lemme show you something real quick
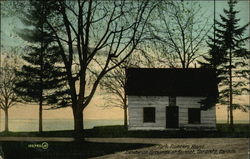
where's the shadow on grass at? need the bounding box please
[1,141,154,159]
[0,124,249,138]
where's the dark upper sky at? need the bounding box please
[1,1,249,52]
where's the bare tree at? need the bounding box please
[148,0,211,68]
[100,63,128,126]
[19,0,156,138]
[0,54,18,132]
[99,53,149,127]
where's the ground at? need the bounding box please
[87,138,248,159]
[0,124,249,158]
[0,137,248,159]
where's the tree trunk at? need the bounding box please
[181,61,186,69]
[4,109,9,132]
[73,107,84,140]
[39,99,43,133]
[124,105,128,127]
[229,47,234,130]
[123,93,128,128]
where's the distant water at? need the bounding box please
[216,120,249,124]
[0,119,123,132]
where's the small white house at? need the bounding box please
[126,68,218,131]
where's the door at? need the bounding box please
[166,106,179,128]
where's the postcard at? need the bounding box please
[0,0,249,159]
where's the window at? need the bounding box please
[143,107,155,122]
[169,96,176,106]
[188,108,201,124]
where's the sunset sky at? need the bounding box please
[1,95,249,121]
[0,1,249,123]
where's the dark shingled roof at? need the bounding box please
[125,68,218,97]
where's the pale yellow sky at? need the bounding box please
[1,94,249,122]
[0,93,124,120]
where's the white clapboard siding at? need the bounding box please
[128,96,216,130]
[128,96,168,130]
[177,97,216,128]
[177,97,204,108]
[201,107,216,126]
[128,96,169,107]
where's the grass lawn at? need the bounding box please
[86,124,249,138]
[0,124,248,159]
[0,124,249,138]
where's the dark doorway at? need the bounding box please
[166,106,179,128]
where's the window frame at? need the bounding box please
[143,107,156,123]
[188,108,201,124]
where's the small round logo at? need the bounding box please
[42,142,49,150]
